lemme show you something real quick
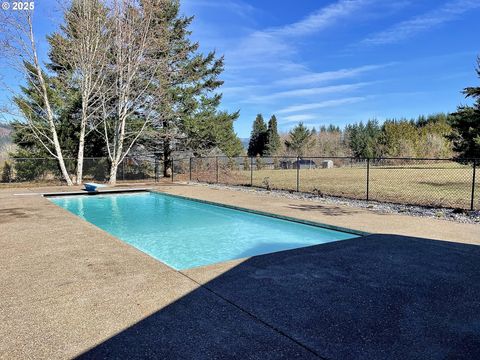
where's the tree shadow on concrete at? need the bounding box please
[286,203,359,216]
[235,241,323,259]
[0,207,38,223]
[77,234,480,360]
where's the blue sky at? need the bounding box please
[1,0,479,138]
[181,0,480,137]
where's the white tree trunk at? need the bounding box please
[109,159,118,185]
[51,121,74,186]
[76,105,87,185]
[29,17,73,186]
[1,11,74,186]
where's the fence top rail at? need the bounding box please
[192,155,480,162]
[365,157,479,162]
[3,155,480,162]
[4,156,163,161]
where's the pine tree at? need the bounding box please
[449,56,480,159]
[285,122,315,156]
[142,0,240,176]
[11,62,84,174]
[183,97,243,157]
[1,161,12,182]
[247,114,267,156]
[347,120,383,158]
[265,115,281,155]
[327,124,340,133]
[11,62,106,160]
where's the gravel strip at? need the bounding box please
[183,182,480,225]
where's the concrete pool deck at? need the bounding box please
[1,183,480,359]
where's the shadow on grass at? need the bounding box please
[417,181,471,188]
[77,234,480,360]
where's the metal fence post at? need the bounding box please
[154,158,158,183]
[366,158,370,201]
[216,156,219,183]
[122,160,125,181]
[171,159,174,183]
[296,156,300,192]
[471,159,477,211]
[189,157,192,182]
[250,157,253,186]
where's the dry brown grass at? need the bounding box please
[188,161,479,209]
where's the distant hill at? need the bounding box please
[240,138,249,150]
[0,123,12,149]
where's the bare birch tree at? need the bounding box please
[50,0,110,184]
[99,0,160,184]
[0,9,74,185]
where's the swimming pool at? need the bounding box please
[49,192,359,270]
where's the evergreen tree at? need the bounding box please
[247,114,267,156]
[1,161,12,182]
[347,120,383,158]
[143,0,240,175]
[183,99,243,157]
[265,115,281,155]
[449,56,480,159]
[327,124,341,133]
[11,62,105,159]
[285,122,315,156]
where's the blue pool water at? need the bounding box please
[49,192,358,270]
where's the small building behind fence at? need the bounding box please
[322,160,334,168]
[280,158,317,169]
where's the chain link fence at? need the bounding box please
[0,156,162,184]
[178,156,479,210]
[1,155,478,210]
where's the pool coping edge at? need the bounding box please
[151,189,370,237]
[42,188,151,197]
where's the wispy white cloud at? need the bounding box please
[226,0,374,71]
[244,83,370,103]
[280,114,317,123]
[277,97,366,114]
[360,0,480,46]
[275,63,393,86]
[182,0,256,18]
[228,31,294,62]
[269,0,372,37]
